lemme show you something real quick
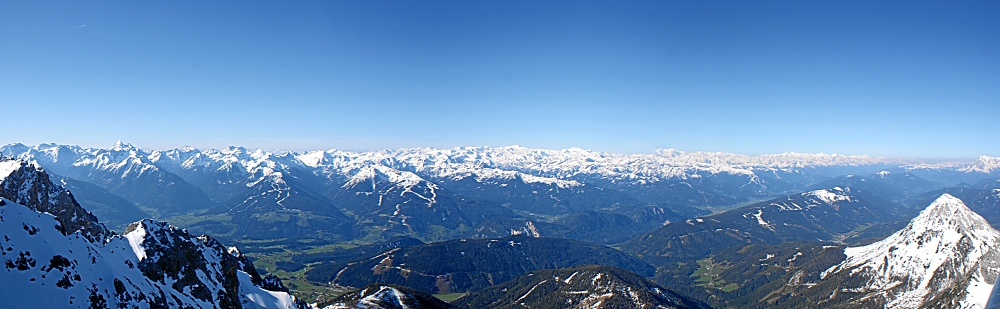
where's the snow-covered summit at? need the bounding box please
[110,140,138,152]
[961,156,1000,174]
[822,194,1000,308]
[343,164,426,190]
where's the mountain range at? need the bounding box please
[3,142,997,249]
[3,143,1000,308]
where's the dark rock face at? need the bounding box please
[0,160,108,242]
[126,220,254,309]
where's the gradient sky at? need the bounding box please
[1,1,997,159]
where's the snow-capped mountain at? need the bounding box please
[454,265,711,309]
[818,194,1000,308]
[961,156,1000,174]
[319,284,452,309]
[2,142,988,245]
[0,142,217,215]
[0,159,306,308]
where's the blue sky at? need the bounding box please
[1,1,997,159]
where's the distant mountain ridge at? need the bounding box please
[2,143,993,246]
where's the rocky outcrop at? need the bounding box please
[0,160,107,242]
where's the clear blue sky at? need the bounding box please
[1,1,997,159]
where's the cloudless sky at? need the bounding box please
[1,1,997,160]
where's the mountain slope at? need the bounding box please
[454,265,710,309]
[465,211,653,245]
[309,236,655,294]
[810,170,945,203]
[0,159,305,308]
[319,284,452,309]
[621,186,900,264]
[331,164,516,241]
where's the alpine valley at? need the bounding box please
[3,143,1000,308]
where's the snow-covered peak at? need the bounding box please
[876,170,892,178]
[823,194,1000,308]
[343,164,426,189]
[110,140,138,152]
[909,194,996,238]
[221,145,248,156]
[961,156,1000,174]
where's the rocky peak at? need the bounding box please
[0,159,107,242]
[123,218,297,308]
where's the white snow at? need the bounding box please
[237,271,297,309]
[564,271,579,284]
[807,188,853,205]
[751,209,773,230]
[0,160,21,180]
[517,279,548,302]
[124,223,148,261]
[963,274,994,309]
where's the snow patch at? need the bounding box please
[124,223,148,261]
[237,271,297,309]
[807,188,853,205]
[0,160,21,180]
[751,209,773,230]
